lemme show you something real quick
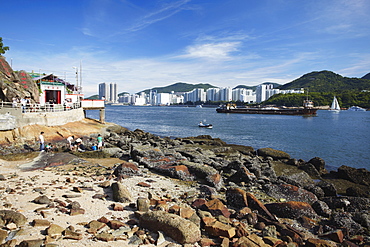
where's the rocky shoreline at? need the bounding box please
[0,120,369,246]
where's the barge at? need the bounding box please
[216,100,318,116]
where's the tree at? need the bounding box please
[0,37,9,55]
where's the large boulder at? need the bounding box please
[337,166,370,186]
[139,211,201,244]
[263,184,318,204]
[0,210,27,227]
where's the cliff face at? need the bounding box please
[0,56,40,103]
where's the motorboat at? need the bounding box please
[348,106,366,111]
[198,122,213,129]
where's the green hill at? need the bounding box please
[139,82,217,94]
[278,70,370,92]
[362,73,370,80]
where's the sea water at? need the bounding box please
[86,106,370,171]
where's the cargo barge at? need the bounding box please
[216,100,318,116]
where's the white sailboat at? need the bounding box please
[329,96,340,112]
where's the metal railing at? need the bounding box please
[0,102,81,113]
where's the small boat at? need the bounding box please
[198,121,213,129]
[196,105,203,108]
[348,106,366,111]
[329,96,340,112]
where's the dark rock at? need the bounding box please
[316,181,337,197]
[226,187,248,210]
[337,165,370,186]
[113,161,142,177]
[33,195,52,205]
[298,162,322,179]
[263,184,318,204]
[265,201,318,219]
[329,211,363,236]
[312,201,332,218]
[346,186,370,198]
[307,157,328,175]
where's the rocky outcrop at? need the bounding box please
[0,56,39,103]
[0,124,369,246]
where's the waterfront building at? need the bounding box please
[99,82,117,103]
[256,84,274,103]
[219,87,232,101]
[157,93,171,105]
[206,88,220,101]
[184,88,206,103]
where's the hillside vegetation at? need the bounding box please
[268,71,370,108]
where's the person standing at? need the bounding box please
[39,132,45,151]
[97,134,103,150]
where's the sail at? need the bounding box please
[330,96,340,111]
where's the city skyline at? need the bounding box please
[2,0,370,97]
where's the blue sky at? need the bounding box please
[2,0,370,97]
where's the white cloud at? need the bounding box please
[180,42,241,60]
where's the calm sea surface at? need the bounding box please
[86,106,370,171]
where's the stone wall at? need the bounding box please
[16,108,85,127]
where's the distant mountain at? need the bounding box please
[139,82,217,94]
[278,70,370,92]
[362,73,370,80]
[234,82,281,90]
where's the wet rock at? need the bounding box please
[265,201,318,219]
[111,182,133,203]
[263,184,318,204]
[139,211,201,244]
